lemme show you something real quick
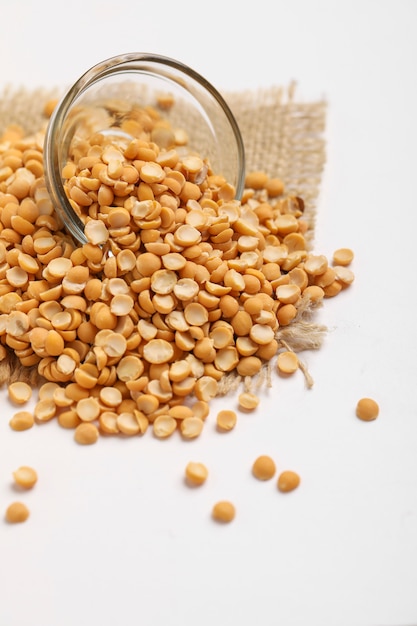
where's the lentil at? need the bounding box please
[212,500,235,523]
[356,397,379,421]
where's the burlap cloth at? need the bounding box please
[0,82,328,389]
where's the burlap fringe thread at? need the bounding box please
[0,83,327,391]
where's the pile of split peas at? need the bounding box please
[0,94,377,524]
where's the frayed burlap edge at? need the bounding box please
[0,82,328,391]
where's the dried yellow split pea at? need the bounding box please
[238,392,259,411]
[277,471,300,493]
[245,170,269,190]
[117,412,141,436]
[333,265,355,286]
[76,397,101,422]
[44,98,58,117]
[185,462,208,486]
[13,466,38,489]
[276,351,299,375]
[216,409,237,432]
[9,411,34,431]
[333,247,354,266]
[212,500,235,523]
[265,177,285,197]
[252,455,276,481]
[34,399,56,422]
[356,397,379,421]
[180,417,204,439]
[153,414,177,438]
[39,382,61,401]
[5,501,30,524]
[74,422,99,445]
[8,381,32,404]
[58,409,81,429]
[191,401,210,420]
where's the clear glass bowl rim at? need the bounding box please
[43,52,246,244]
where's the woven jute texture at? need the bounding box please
[0,83,328,389]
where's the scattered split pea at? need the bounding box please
[9,411,34,431]
[356,397,379,421]
[5,501,30,524]
[212,500,235,523]
[277,471,300,493]
[238,392,260,412]
[12,466,38,489]
[185,461,208,486]
[276,351,299,375]
[252,455,276,481]
[333,247,354,266]
[216,409,237,432]
[0,95,367,529]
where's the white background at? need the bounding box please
[1,1,416,625]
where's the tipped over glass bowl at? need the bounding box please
[43,52,246,244]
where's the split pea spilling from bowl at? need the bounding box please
[43,52,246,245]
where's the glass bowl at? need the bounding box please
[43,52,246,244]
